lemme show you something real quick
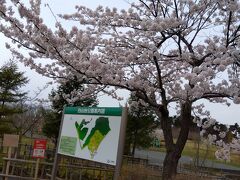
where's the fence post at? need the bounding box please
[5,146,12,180]
[34,158,40,180]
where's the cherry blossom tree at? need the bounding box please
[0,0,240,179]
[196,118,240,162]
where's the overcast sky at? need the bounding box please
[0,0,240,125]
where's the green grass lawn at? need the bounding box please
[150,140,240,168]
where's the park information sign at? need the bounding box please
[58,107,123,166]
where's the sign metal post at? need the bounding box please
[114,106,128,180]
[32,139,47,180]
[51,107,65,180]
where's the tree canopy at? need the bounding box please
[42,78,98,146]
[0,60,28,136]
[125,95,158,156]
[1,0,240,178]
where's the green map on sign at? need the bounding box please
[75,117,111,158]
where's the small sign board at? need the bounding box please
[3,134,19,147]
[33,139,47,158]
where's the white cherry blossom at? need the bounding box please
[0,0,240,178]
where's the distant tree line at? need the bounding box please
[0,60,44,142]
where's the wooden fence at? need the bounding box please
[0,141,239,179]
[0,142,162,179]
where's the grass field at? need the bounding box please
[150,139,240,168]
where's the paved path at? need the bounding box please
[134,149,240,171]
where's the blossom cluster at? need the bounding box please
[198,117,240,161]
[0,0,240,163]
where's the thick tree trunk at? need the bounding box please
[162,130,189,180]
[162,150,180,179]
[159,101,192,179]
